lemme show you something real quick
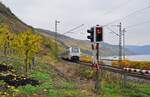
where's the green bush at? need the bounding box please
[0,80,6,86]
[81,68,96,79]
[18,85,38,95]
[39,82,53,90]
[30,71,50,81]
[122,88,148,97]
[62,82,77,89]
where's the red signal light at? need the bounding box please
[96,26,103,42]
[96,28,102,34]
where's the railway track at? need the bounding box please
[62,58,150,80]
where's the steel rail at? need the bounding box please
[61,58,150,80]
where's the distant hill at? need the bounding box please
[36,28,135,56]
[126,45,150,55]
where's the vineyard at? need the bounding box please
[0,24,43,75]
[0,23,63,96]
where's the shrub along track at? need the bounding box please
[75,60,150,81]
[49,59,96,96]
[61,58,150,96]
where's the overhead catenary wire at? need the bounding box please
[104,0,134,15]
[57,0,129,37]
[62,24,84,35]
[126,19,150,29]
[103,5,150,26]
[105,26,119,36]
[57,24,85,41]
[61,1,150,39]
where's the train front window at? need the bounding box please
[72,48,79,53]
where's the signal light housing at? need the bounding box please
[96,26,103,42]
[87,27,94,42]
[87,25,103,43]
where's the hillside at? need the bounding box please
[0,2,29,33]
[0,3,62,60]
[37,28,135,56]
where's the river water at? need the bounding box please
[126,55,150,61]
[103,55,150,61]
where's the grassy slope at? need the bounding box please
[1,60,150,97]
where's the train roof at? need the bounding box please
[67,47,80,49]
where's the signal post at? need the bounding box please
[87,25,103,95]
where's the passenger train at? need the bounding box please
[62,47,81,61]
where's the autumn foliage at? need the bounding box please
[80,55,92,63]
[112,60,150,70]
[0,24,43,76]
[80,55,150,70]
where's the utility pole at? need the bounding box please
[123,28,126,61]
[118,22,122,66]
[95,26,103,95]
[55,20,60,58]
[122,28,126,87]
[95,43,101,95]
[106,23,123,64]
[87,25,103,95]
[105,23,125,87]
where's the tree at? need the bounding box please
[14,29,43,76]
[0,24,14,56]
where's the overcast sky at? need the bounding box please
[1,0,150,45]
